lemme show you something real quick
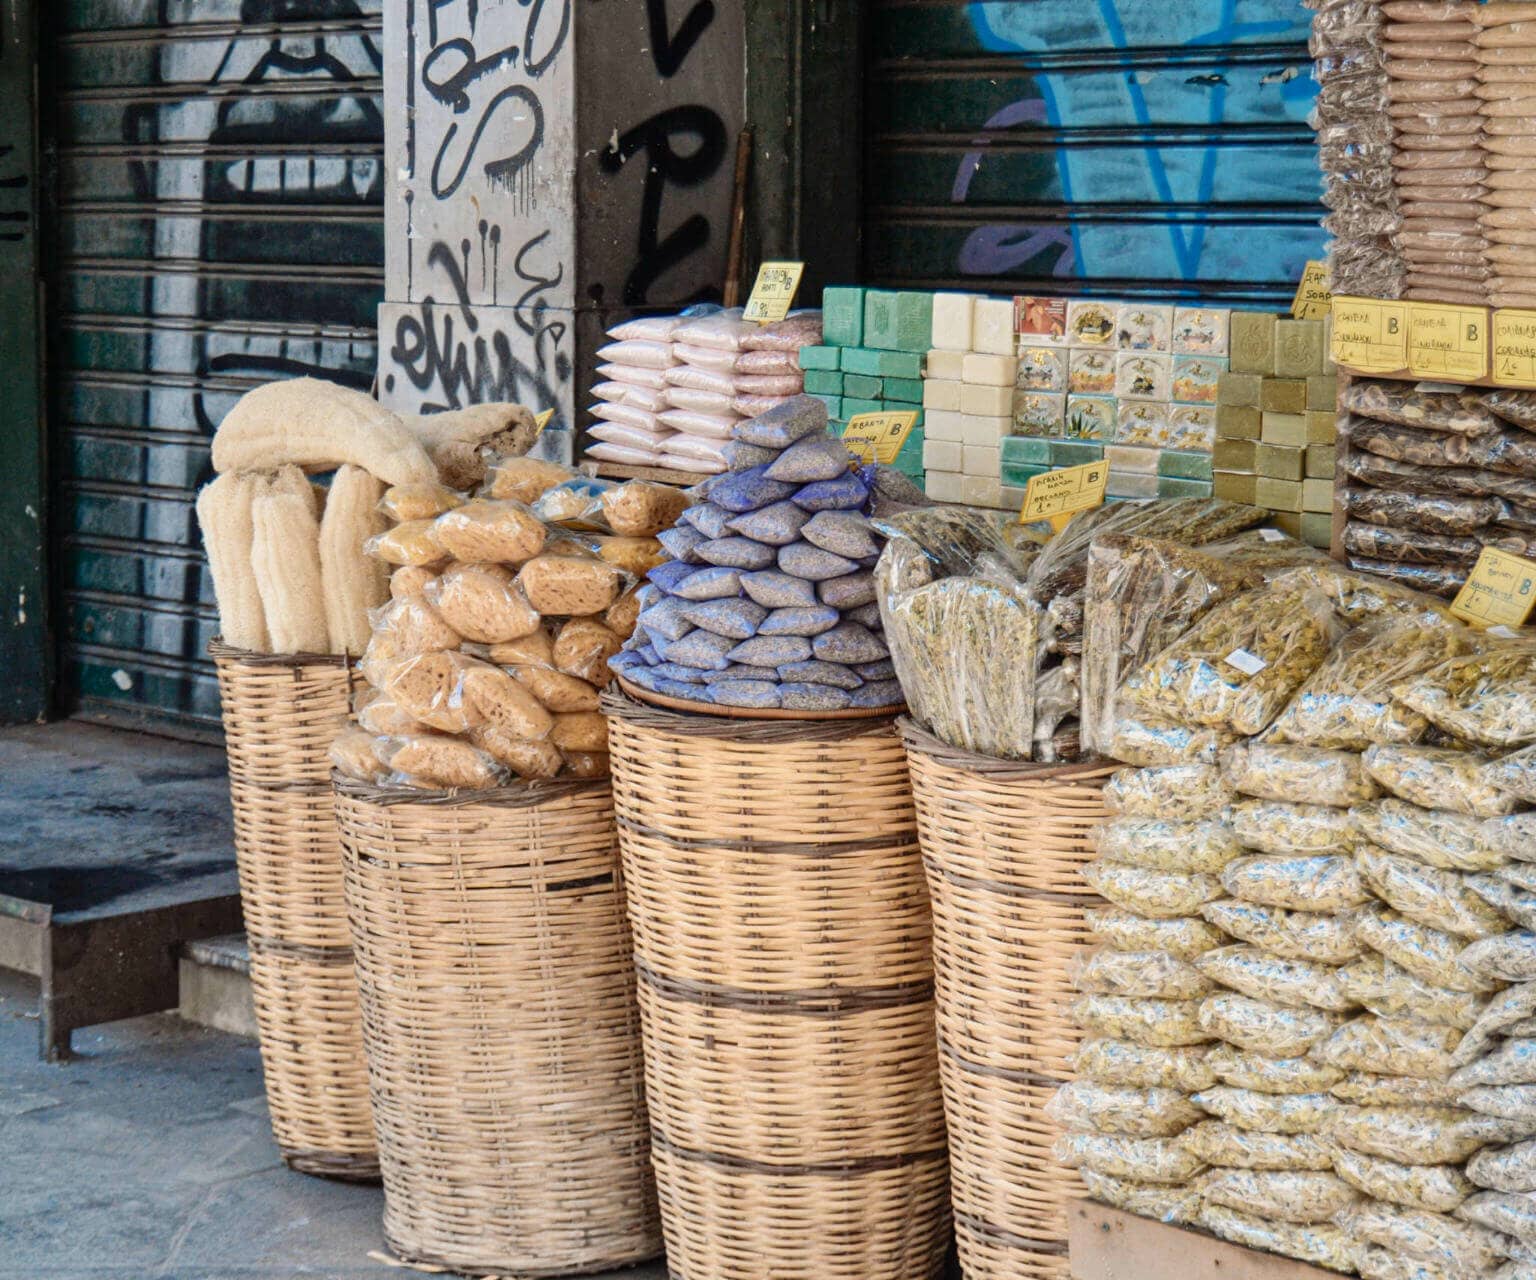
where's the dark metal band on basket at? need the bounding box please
[636,958,934,1016]
[332,772,605,809]
[899,716,1111,781]
[650,1131,949,1180]
[246,936,358,965]
[924,858,1104,907]
[617,813,918,857]
[601,687,900,742]
[955,1210,1069,1260]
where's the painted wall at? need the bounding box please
[865,0,1326,304]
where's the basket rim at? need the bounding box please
[210,636,352,668]
[899,717,1116,782]
[613,674,905,723]
[601,687,899,744]
[333,771,609,809]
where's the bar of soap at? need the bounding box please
[960,473,1002,509]
[972,298,1016,355]
[1217,371,1263,407]
[924,439,962,471]
[1050,439,1105,465]
[1214,471,1258,504]
[1306,411,1337,446]
[1255,476,1303,512]
[1261,378,1307,415]
[925,349,965,380]
[798,345,840,371]
[962,414,1013,446]
[1159,449,1214,480]
[884,377,924,404]
[1107,471,1159,499]
[1256,443,1305,481]
[963,443,999,477]
[866,291,933,352]
[839,347,882,376]
[924,471,962,502]
[1261,412,1309,449]
[1213,439,1257,472]
[1229,312,1278,376]
[842,373,881,400]
[931,293,977,352]
[1217,403,1261,440]
[1306,375,1338,412]
[1001,435,1052,465]
[877,351,924,379]
[1302,477,1333,512]
[803,369,844,397]
[822,287,865,348]
[1301,512,1333,549]
[1105,444,1159,474]
[1158,476,1214,499]
[1274,319,1327,378]
[962,352,1019,387]
[1306,444,1336,479]
[923,378,962,412]
[925,410,965,442]
[961,382,1014,417]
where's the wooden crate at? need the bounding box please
[1068,1204,1341,1280]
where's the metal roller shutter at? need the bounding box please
[865,0,1326,305]
[42,0,384,735]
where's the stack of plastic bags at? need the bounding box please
[587,308,821,475]
[609,395,910,713]
[328,459,690,788]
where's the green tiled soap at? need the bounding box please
[882,376,924,404]
[1158,450,1214,480]
[812,395,844,421]
[878,351,925,380]
[1001,461,1050,487]
[864,290,933,352]
[1158,476,1214,499]
[844,397,883,419]
[1001,435,1052,465]
[798,345,841,371]
[843,373,882,400]
[839,346,884,376]
[1050,439,1105,465]
[822,286,866,348]
[803,369,844,397]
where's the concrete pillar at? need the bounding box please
[377,0,745,463]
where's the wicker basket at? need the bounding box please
[332,776,662,1277]
[211,639,377,1180]
[900,719,1113,1280]
[603,690,952,1280]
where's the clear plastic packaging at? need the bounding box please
[1079,1169,1205,1225]
[1336,1202,1510,1275]
[1490,746,1536,804]
[1329,1143,1476,1215]
[1470,875,1536,932]
[425,563,542,645]
[1103,764,1236,819]
[1486,813,1536,863]
[1221,742,1380,807]
[1195,944,1355,1012]
[1199,1204,1361,1272]
[1082,861,1224,919]
[1184,1119,1333,1170]
[1122,585,1341,736]
[1345,449,1536,508]
[1353,903,1502,993]
[1339,953,1488,1029]
[1355,799,1510,873]
[1454,1041,1536,1089]
[1328,1104,1521,1165]
[1266,617,1477,750]
[1071,1038,1217,1091]
[1198,991,1346,1056]
[1203,899,1365,964]
[1071,948,1217,1000]
[1221,854,1371,913]
[366,518,447,568]
[1317,1015,1462,1081]
[329,727,385,783]
[1093,818,1243,874]
[1204,1168,1361,1225]
[1085,907,1229,959]
[1349,417,1536,479]
[1341,487,1510,537]
[1358,845,1513,939]
[1192,1085,1338,1134]
[1461,1086,1536,1122]
[1344,379,1501,436]
[1053,1131,1206,1184]
[1070,994,1210,1047]
[1046,1081,1203,1138]
[1455,985,1536,1070]
[1458,1191,1536,1249]
[1227,801,1357,855]
[1470,1140,1536,1194]
[1106,715,1237,768]
[1365,744,1523,818]
[1332,1072,1464,1107]
[375,733,510,791]
[1462,934,1536,984]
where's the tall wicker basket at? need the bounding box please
[603,690,952,1280]
[332,775,662,1277]
[901,720,1113,1280]
[211,639,377,1179]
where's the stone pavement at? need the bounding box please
[0,968,669,1280]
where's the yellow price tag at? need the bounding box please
[841,411,919,465]
[1408,303,1488,381]
[1291,261,1332,321]
[1019,461,1109,524]
[1451,547,1536,629]
[742,261,806,324]
[1493,310,1536,389]
[534,407,555,434]
[1331,296,1407,374]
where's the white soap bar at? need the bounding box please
[1105,444,1159,474]
[925,349,966,380]
[972,298,1016,356]
[922,378,963,412]
[962,352,1019,387]
[961,382,1014,418]
[924,471,963,503]
[925,409,966,443]
[1000,484,1029,512]
[923,439,962,471]
[1106,471,1159,499]
[961,473,1003,509]
[931,293,978,352]
[963,444,1000,478]
[962,414,1013,447]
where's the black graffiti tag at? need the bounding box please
[645,0,715,78]
[600,105,727,305]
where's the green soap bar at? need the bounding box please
[1300,512,1333,549]
[1255,476,1304,513]
[1001,435,1053,464]
[1050,440,1105,464]
[1158,477,1214,499]
[1256,442,1305,481]
[844,397,883,419]
[813,395,843,422]
[839,346,884,376]
[883,376,924,403]
[1217,371,1263,408]
[1306,444,1335,480]
[798,345,841,371]
[1213,471,1257,505]
[1261,378,1308,415]
[822,286,865,348]
[843,373,882,400]
[1230,311,1278,376]
[1274,319,1326,378]
[1217,403,1261,441]
[803,369,844,396]
[1001,462,1050,486]
[863,289,901,350]
[1213,438,1257,473]
[1307,411,1336,446]
[878,350,925,380]
[1158,450,1214,480]
[1306,375,1338,413]
[893,291,934,352]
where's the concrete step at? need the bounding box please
[179,933,257,1039]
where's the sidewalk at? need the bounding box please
[0,968,667,1280]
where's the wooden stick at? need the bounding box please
[722,125,754,308]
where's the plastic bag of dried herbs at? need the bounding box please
[1194,945,1355,1012]
[1266,561,1456,625]
[1222,854,1371,913]
[1046,1080,1203,1138]
[1203,899,1364,964]
[1122,584,1341,736]
[1183,1120,1332,1171]
[1338,953,1489,1031]
[1341,486,1510,537]
[1199,1204,1361,1273]
[1353,799,1510,873]
[1203,1168,1361,1225]
[1191,1085,1337,1135]
[1093,817,1243,874]
[1264,616,1479,750]
[1344,450,1536,509]
[1344,523,1485,569]
[1053,1131,1206,1184]
[1328,1104,1524,1167]
[1316,1016,1463,1082]
[1079,1169,1205,1225]
[1365,744,1523,819]
[1357,845,1512,940]
[1227,800,1357,855]
[1204,1043,1342,1094]
[1336,1201,1510,1276]
[1328,1144,1476,1216]
[1489,745,1536,806]
[1221,741,1380,807]
[1198,991,1346,1057]
[1082,861,1224,919]
[1351,904,1502,995]
[1070,948,1216,1000]
[1085,906,1228,958]
[1071,1038,1216,1091]
[1345,380,1501,437]
[1071,994,1209,1048]
[1104,763,1236,818]
[1105,714,1237,768]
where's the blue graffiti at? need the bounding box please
[963,0,1324,290]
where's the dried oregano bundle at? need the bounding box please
[1085,907,1229,958]
[1336,1201,1510,1275]
[1364,744,1523,818]
[1093,818,1243,874]
[1106,713,1237,767]
[1454,1041,1536,1090]
[1315,1015,1462,1082]
[1327,1104,1520,1166]
[1357,846,1512,940]
[1331,1073,1462,1109]
[1338,953,1489,1030]
[1198,1204,1361,1273]
[1203,899,1364,964]
[1396,644,1536,751]
[1328,1143,1475,1215]
[1103,764,1235,819]
[1221,741,1380,807]
[1046,1081,1203,1138]
[1071,948,1216,1000]
[1489,745,1536,805]
[1070,994,1209,1048]
[1353,799,1510,872]
[1071,1038,1216,1092]
[1227,800,1357,855]
[1053,1131,1206,1184]
[1123,585,1339,736]
[1194,945,1355,1012]
[1203,1169,1361,1226]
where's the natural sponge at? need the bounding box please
[402,403,540,490]
[249,475,329,654]
[212,378,436,487]
[196,472,269,652]
[318,465,389,655]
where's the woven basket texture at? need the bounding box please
[332,776,662,1278]
[901,720,1112,1280]
[602,690,952,1280]
[212,640,377,1179]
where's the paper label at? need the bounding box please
[1224,648,1268,676]
[1019,460,1109,523]
[533,407,555,434]
[841,411,919,466]
[1331,297,1407,374]
[1407,303,1488,381]
[1291,261,1333,321]
[742,261,805,324]
[1493,310,1536,390]
[1451,547,1536,628]
[1258,528,1287,543]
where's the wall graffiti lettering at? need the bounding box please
[646,0,717,78]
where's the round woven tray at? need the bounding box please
[602,690,952,1280]
[211,639,378,1180]
[615,673,905,721]
[332,774,662,1278]
[900,719,1113,1280]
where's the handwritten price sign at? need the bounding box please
[743,261,805,324]
[1452,547,1536,629]
[841,411,919,466]
[1019,461,1109,524]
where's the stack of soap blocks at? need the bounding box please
[1212,312,1338,549]
[798,287,930,488]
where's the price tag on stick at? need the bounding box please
[1451,547,1536,629]
[1018,461,1109,525]
[842,411,919,466]
[1291,261,1332,321]
[533,407,555,434]
[743,261,805,324]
